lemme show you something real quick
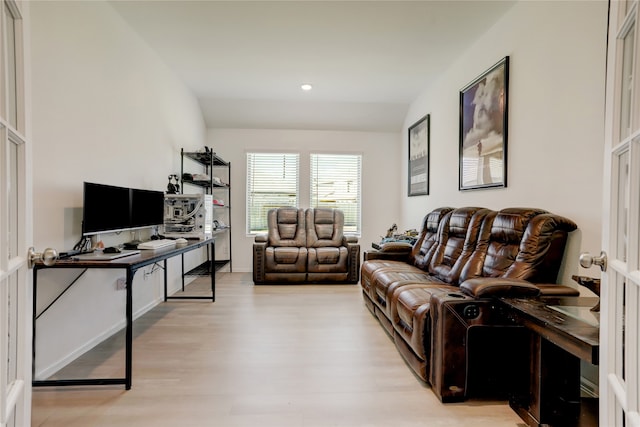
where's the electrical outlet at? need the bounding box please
[116,277,127,290]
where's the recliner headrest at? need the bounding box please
[490,208,547,244]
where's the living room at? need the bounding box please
[25,0,607,425]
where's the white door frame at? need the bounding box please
[0,1,32,426]
[602,1,640,425]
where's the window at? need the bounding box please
[310,153,361,234]
[246,153,299,234]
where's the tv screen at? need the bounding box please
[82,182,132,236]
[130,188,165,229]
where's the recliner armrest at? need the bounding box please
[344,235,359,244]
[377,241,412,253]
[363,250,410,262]
[536,284,580,296]
[255,233,268,243]
[253,241,267,284]
[460,278,541,298]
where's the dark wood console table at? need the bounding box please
[32,238,215,390]
[500,296,599,427]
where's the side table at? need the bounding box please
[500,296,599,427]
[429,291,529,402]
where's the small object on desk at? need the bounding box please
[123,240,142,249]
[137,239,177,250]
[72,249,140,261]
[175,238,188,247]
[104,246,121,254]
[58,249,92,259]
[59,250,78,258]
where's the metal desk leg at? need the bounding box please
[32,267,39,380]
[211,240,215,302]
[164,259,168,302]
[125,269,133,390]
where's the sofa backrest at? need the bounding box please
[267,207,306,247]
[427,207,495,284]
[306,208,344,248]
[459,207,578,283]
[411,207,454,270]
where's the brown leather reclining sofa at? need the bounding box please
[361,206,579,401]
[253,207,360,284]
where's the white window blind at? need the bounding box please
[247,152,299,234]
[310,153,362,234]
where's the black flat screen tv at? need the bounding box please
[82,182,132,236]
[130,187,165,230]
[82,182,165,236]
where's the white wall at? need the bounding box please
[30,1,207,376]
[207,128,401,272]
[401,0,608,286]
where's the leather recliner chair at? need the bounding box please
[253,207,307,284]
[253,207,360,284]
[306,208,360,283]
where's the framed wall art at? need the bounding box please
[459,56,509,191]
[408,114,430,196]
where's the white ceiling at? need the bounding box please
[109,0,516,132]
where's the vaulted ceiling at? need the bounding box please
[110,1,516,132]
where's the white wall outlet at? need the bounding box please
[116,277,127,290]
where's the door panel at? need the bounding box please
[604,2,640,425]
[0,1,30,426]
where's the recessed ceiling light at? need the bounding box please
[301,83,313,91]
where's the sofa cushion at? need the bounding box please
[307,208,344,247]
[372,268,433,305]
[268,208,306,247]
[428,207,494,285]
[273,247,305,264]
[412,207,454,269]
[391,284,457,362]
[265,247,307,274]
[314,247,341,264]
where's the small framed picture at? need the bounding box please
[459,56,509,191]
[408,114,430,196]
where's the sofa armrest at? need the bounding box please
[363,240,414,262]
[378,241,412,253]
[460,278,541,298]
[536,284,580,296]
[255,233,268,243]
[346,242,360,283]
[253,242,267,284]
[363,250,410,262]
[343,235,359,245]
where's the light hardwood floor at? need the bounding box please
[31,273,525,426]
